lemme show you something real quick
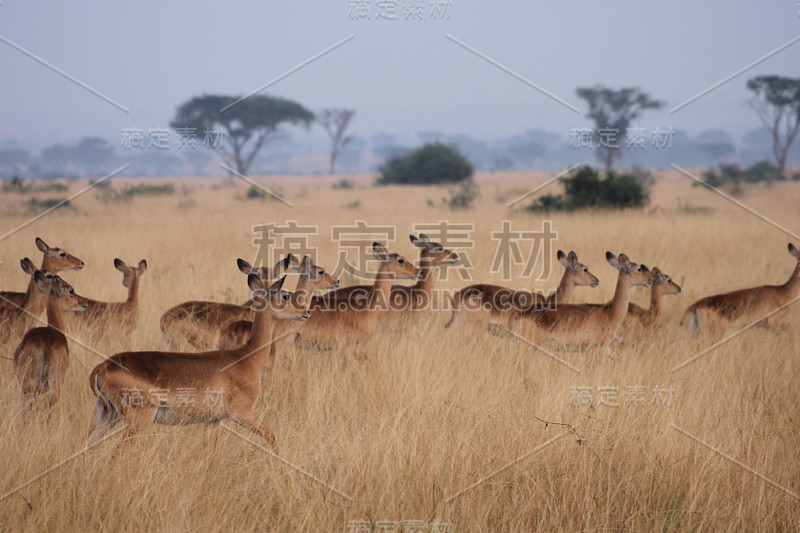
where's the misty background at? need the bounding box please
[1,1,798,178]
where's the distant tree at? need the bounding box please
[318,109,355,174]
[170,94,314,175]
[0,148,30,167]
[41,137,114,176]
[575,86,665,171]
[376,143,473,185]
[746,75,800,176]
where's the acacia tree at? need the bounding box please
[746,75,800,177]
[170,94,314,175]
[318,109,355,174]
[575,86,664,171]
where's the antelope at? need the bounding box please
[511,252,651,353]
[321,234,459,314]
[0,237,84,309]
[0,259,55,345]
[14,272,87,411]
[217,256,339,372]
[66,259,147,342]
[393,233,459,312]
[298,242,421,360]
[159,255,300,350]
[681,243,800,337]
[620,267,681,340]
[86,275,309,453]
[444,250,600,331]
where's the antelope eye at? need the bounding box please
[583,268,588,272]
[282,294,290,301]
[318,269,324,275]
[69,289,75,295]
[436,246,443,252]
[398,259,405,264]
[59,252,67,257]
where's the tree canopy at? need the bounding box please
[170,94,314,175]
[575,86,664,171]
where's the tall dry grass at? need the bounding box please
[0,170,798,531]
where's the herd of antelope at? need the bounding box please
[2,234,798,453]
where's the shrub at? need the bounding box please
[743,160,783,182]
[246,186,266,199]
[376,143,473,185]
[26,197,73,212]
[97,182,175,203]
[332,178,354,190]
[526,166,649,212]
[243,184,286,202]
[697,161,785,194]
[447,179,480,210]
[3,176,31,193]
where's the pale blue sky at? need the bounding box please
[1,1,798,149]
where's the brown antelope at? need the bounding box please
[511,252,651,353]
[620,267,681,339]
[66,259,147,342]
[217,256,339,372]
[444,250,600,330]
[0,237,83,309]
[0,259,55,345]
[14,272,87,411]
[298,242,421,360]
[87,275,309,452]
[681,243,800,337]
[321,234,459,314]
[393,233,459,312]
[159,255,300,350]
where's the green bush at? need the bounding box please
[376,143,473,185]
[698,160,785,192]
[26,197,73,212]
[246,186,266,199]
[332,178,354,190]
[447,179,480,209]
[743,160,783,182]
[97,182,175,203]
[526,166,649,212]
[3,176,31,193]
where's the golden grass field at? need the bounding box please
[0,169,799,531]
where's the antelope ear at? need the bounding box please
[567,251,578,266]
[114,258,127,272]
[137,260,147,275]
[247,273,264,292]
[557,250,567,268]
[35,237,50,253]
[419,233,431,244]
[617,254,631,268]
[373,242,389,261]
[410,234,420,247]
[789,243,799,259]
[20,257,36,275]
[268,275,286,292]
[33,270,50,292]
[606,252,619,269]
[286,253,300,270]
[639,264,650,273]
[237,258,253,274]
[51,276,70,297]
[301,255,313,272]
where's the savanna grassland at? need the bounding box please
[0,170,799,532]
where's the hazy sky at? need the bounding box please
[1,1,798,150]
